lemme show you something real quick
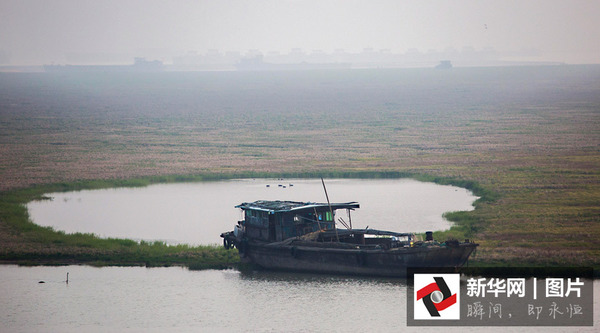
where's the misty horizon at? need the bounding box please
[1,0,599,66]
[36,45,556,67]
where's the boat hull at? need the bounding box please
[239,240,477,277]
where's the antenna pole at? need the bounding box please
[321,177,339,242]
[348,209,352,230]
[314,207,323,232]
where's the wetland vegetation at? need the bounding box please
[0,66,598,273]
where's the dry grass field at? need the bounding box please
[1,66,599,269]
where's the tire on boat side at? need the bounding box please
[223,238,231,250]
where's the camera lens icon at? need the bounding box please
[430,290,444,303]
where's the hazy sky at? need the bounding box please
[1,0,599,65]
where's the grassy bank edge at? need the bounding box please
[3,170,579,274]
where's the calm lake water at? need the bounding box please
[27,178,478,245]
[18,179,598,331]
[1,265,597,332]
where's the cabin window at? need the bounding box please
[317,212,333,222]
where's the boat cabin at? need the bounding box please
[236,200,360,242]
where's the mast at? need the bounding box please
[321,177,340,242]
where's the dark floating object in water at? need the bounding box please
[266,185,270,187]
[38,281,45,284]
[221,200,478,277]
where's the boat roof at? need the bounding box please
[235,200,359,213]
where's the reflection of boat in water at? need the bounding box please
[221,200,477,277]
[43,58,164,72]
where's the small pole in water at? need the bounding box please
[66,272,69,284]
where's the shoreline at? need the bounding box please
[1,171,597,276]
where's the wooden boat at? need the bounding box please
[221,200,478,277]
